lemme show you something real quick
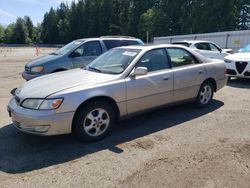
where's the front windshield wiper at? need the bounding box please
[87,66,102,73]
[50,52,59,55]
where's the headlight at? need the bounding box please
[30,66,44,73]
[224,59,233,63]
[39,98,63,110]
[21,98,63,110]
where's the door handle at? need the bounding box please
[163,76,170,80]
[198,70,204,74]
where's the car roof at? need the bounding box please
[117,44,187,50]
[173,40,213,44]
[75,37,141,42]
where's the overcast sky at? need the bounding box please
[0,0,76,26]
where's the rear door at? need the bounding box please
[71,41,102,68]
[125,48,174,114]
[166,47,206,102]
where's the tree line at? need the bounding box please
[0,0,249,44]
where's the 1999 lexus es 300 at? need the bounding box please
[7,45,227,141]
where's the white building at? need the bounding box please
[154,30,250,51]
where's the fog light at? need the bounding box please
[34,125,50,133]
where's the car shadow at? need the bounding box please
[0,100,224,174]
[227,78,250,89]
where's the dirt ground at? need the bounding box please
[0,47,249,188]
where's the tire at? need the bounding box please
[73,101,115,142]
[195,81,214,107]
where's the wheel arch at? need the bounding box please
[202,78,217,91]
[71,96,120,132]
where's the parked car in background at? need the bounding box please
[172,40,231,60]
[22,36,144,80]
[8,44,227,141]
[239,44,250,53]
[224,49,250,80]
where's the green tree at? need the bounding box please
[41,8,59,44]
[12,17,29,44]
[0,25,5,43]
[33,24,42,43]
[24,16,34,42]
[238,0,250,29]
[4,24,15,43]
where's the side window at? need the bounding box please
[103,40,121,50]
[167,48,198,68]
[121,40,140,46]
[135,49,170,72]
[209,43,220,52]
[74,41,102,57]
[195,43,211,51]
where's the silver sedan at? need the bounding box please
[7,45,227,141]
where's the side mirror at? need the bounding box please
[70,51,81,58]
[130,67,148,77]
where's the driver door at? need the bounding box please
[71,41,102,68]
[125,48,174,114]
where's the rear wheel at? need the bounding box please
[195,82,214,107]
[73,101,115,142]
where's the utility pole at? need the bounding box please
[146,31,149,44]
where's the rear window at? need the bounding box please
[172,42,191,47]
[103,40,140,50]
[121,40,140,46]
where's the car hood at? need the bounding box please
[16,68,116,99]
[225,52,250,61]
[26,54,62,67]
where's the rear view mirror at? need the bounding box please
[141,58,150,64]
[130,67,148,77]
[70,51,81,58]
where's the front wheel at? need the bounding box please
[195,82,214,107]
[73,101,115,142]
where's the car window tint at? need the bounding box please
[75,41,102,56]
[121,40,140,46]
[195,43,211,51]
[167,48,198,67]
[135,49,170,72]
[103,40,122,50]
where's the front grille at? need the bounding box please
[226,69,237,75]
[235,61,248,74]
[15,96,21,104]
[244,71,250,76]
[25,66,30,72]
[10,88,17,96]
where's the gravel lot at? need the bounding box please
[0,47,249,188]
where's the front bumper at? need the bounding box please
[7,98,74,136]
[225,61,250,78]
[22,72,43,81]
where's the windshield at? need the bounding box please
[54,40,83,55]
[87,48,141,74]
[239,44,250,53]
